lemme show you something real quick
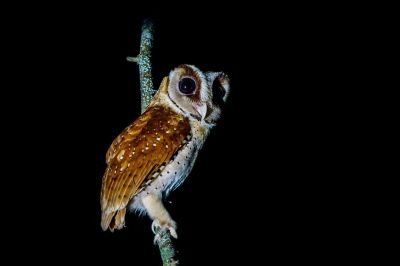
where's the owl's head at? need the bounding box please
[157,64,230,126]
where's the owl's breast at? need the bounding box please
[129,136,199,211]
[158,121,210,196]
[158,135,200,195]
[128,121,209,212]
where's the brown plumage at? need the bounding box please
[101,105,190,231]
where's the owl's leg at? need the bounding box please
[142,194,178,240]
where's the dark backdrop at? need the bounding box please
[8,3,345,265]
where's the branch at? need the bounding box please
[128,19,179,266]
[127,19,157,113]
[155,227,179,266]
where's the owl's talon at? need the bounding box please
[151,220,159,234]
[151,219,178,244]
[153,232,162,245]
[169,227,178,239]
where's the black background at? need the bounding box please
[6,3,348,265]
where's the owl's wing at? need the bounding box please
[101,106,190,231]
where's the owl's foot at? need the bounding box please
[152,219,178,244]
[141,194,178,243]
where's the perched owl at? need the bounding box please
[101,64,230,238]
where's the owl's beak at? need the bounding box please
[196,103,208,121]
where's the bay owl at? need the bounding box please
[101,64,230,238]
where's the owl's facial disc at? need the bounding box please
[167,64,229,125]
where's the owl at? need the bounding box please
[100,64,230,238]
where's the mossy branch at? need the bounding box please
[127,19,157,114]
[128,19,179,266]
[154,227,179,266]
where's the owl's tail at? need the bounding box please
[101,208,126,232]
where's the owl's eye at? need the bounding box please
[178,78,196,95]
